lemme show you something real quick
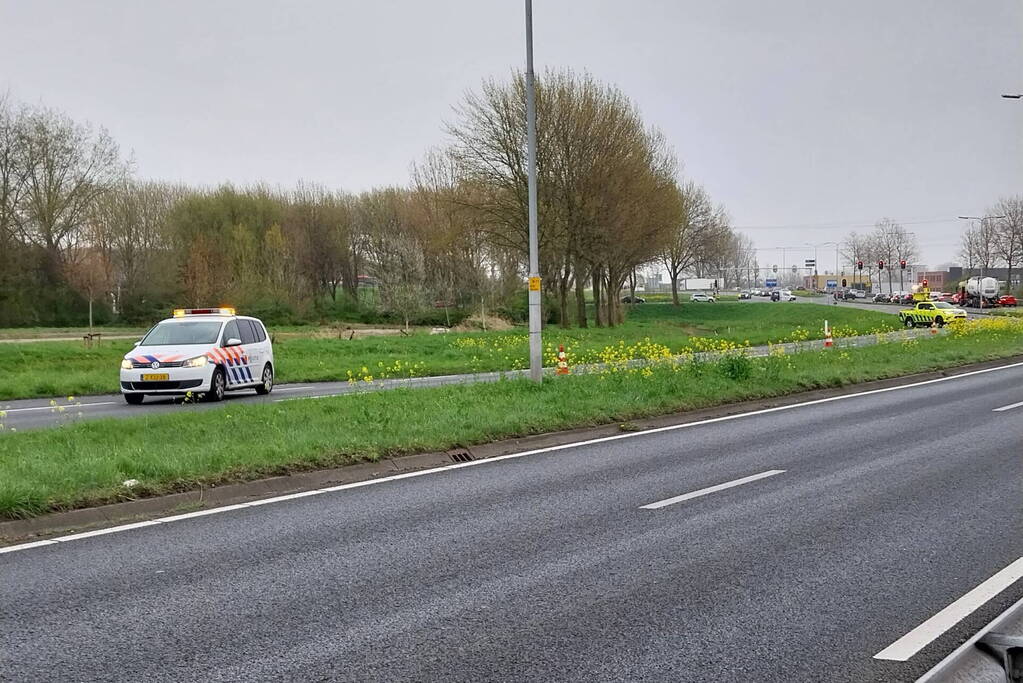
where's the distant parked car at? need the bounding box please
[621,295,646,303]
[937,292,955,303]
[998,294,1018,307]
[843,290,859,301]
[690,292,716,303]
[873,293,890,303]
[779,289,797,301]
[739,290,752,299]
[770,290,781,302]
[853,289,867,298]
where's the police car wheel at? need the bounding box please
[124,393,145,405]
[903,316,915,328]
[935,317,945,327]
[255,364,273,395]
[205,367,226,402]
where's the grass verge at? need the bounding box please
[0,317,1020,520]
[0,303,896,400]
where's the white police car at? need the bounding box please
[119,308,274,405]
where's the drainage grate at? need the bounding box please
[449,450,474,463]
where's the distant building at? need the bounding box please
[916,270,950,290]
[803,274,871,290]
[918,267,1022,291]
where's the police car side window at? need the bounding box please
[254,321,267,342]
[238,320,257,345]
[222,321,240,345]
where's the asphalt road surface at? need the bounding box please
[3,361,1022,682]
[0,373,508,431]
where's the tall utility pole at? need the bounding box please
[524,0,542,382]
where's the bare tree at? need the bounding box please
[659,180,713,304]
[446,70,686,327]
[356,188,429,330]
[871,218,917,293]
[958,220,999,274]
[16,106,123,317]
[91,180,185,317]
[993,196,1023,293]
[0,95,27,244]
[64,242,112,333]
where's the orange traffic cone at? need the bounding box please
[930,321,938,335]
[556,344,570,375]
[824,320,833,348]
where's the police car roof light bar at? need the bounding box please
[172,307,236,317]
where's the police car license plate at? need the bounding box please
[141,373,169,381]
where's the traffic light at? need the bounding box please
[842,278,847,288]
[878,260,885,270]
[900,259,907,270]
[857,260,863,270]
[922,278,928,288]
[772,265,778,273]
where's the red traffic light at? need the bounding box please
[922,278,928,287]
[857,260,863,270]
[900,259,907,269]
[842,278,847,288]
[878,260,885,270]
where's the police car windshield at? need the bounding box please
[141,321,223,345]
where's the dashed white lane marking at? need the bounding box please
[993,400,1023,412]
[640,470,786,509]
[874,556,1023,661]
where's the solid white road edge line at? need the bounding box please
[2,360,1022,556]
[2,401,117,414]
[993,400,1023,412]
[873,556,1023,661]
[640,470,786,509]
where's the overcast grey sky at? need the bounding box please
[2,0,1020,268]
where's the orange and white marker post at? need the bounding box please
[556,344,570,375]
[930,320,938,335]
[824,320,833,348]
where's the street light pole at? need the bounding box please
[524,0,542,382]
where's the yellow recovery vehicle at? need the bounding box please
[898,281,967,328]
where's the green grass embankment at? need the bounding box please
[0,304,895,400]
[0,317,1020,520]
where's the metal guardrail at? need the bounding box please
[308,327,951,399]
[564,326,947,375]
[918,597,1023,682]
